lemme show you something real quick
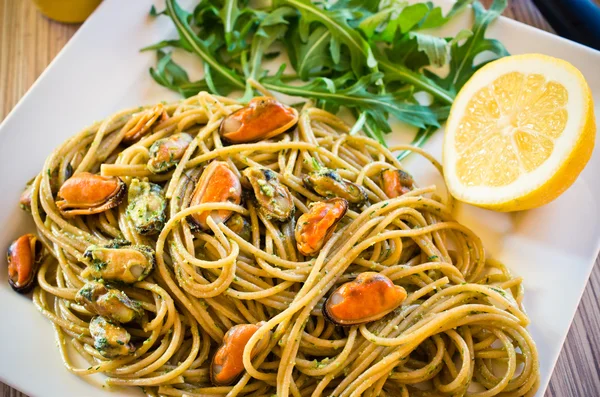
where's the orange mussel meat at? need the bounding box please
[295,198,348,256]
[56,172,126,217]
[188,161,242,230]
[219,97,298,143]
[122,103,168,144]
[7,234,43,293]
[19,181,34,212]
[324,272,407,326]
[381,169,415,198]
[211,322,269,386]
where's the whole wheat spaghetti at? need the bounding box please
[21,91,539,397]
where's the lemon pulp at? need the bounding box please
[443,54,596,212]
[456,71,569,187]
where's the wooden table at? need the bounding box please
[1,0,599,396]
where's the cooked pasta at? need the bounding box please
[18,91,539,396]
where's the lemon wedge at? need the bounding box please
[443,54,596,211]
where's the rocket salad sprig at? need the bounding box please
[144,0,508,157]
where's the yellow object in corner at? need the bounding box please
[443,54,596,212]
[32,0,102,23]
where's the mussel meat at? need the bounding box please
[381,169,415,198]
[295,198,348,256]
[49,163,73,197]
[304,166,367,206]
[76,281,143,323]
[211,322,269,386]
[126,178,166,235]
[147,132,193,174]
[122,103,168,144]
[19,180,35,212]
[225,213,252,242]
[82,240,155,284]
[6,234,43,293]
[219,97,298,143]
[89,316,135,358]
[323,272,407,326]
[56,172,126,217]
[242,167,294,221]
[188,161,242,231]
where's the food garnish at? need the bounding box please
[443,54,596,211]
[143,0,509,154]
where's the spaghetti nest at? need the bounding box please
[27,92,539,396]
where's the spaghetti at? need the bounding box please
[22,92,539,396]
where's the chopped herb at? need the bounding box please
[490,286,507,296]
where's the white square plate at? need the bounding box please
[1,1,599,396]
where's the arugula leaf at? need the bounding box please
[363,0,472,44]
[262,72,439,132]
[405,29,472,68]
[328,0,380,18]
[164,0,245,90]
[249,24,289,80]
[149,51,214,97]
[397,125,437,160]
[411,33,450,68]
[149,5,165,17]
[290,26,332,80]
[140,39,183,52]
[372,1,471,43]
[278,0,378,75]
[395,3,430,34]
[150,50,189,87]
[145,0,509,152]
[419,0,473,29]
[362,114,386,144]
[192,0,223,28]
[378,53,454,104]
[220,4,266,56]
[220,0,242,50]
[428,0,509,93]
[358,7,395,39]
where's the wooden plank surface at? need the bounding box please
[1,0,599,396]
